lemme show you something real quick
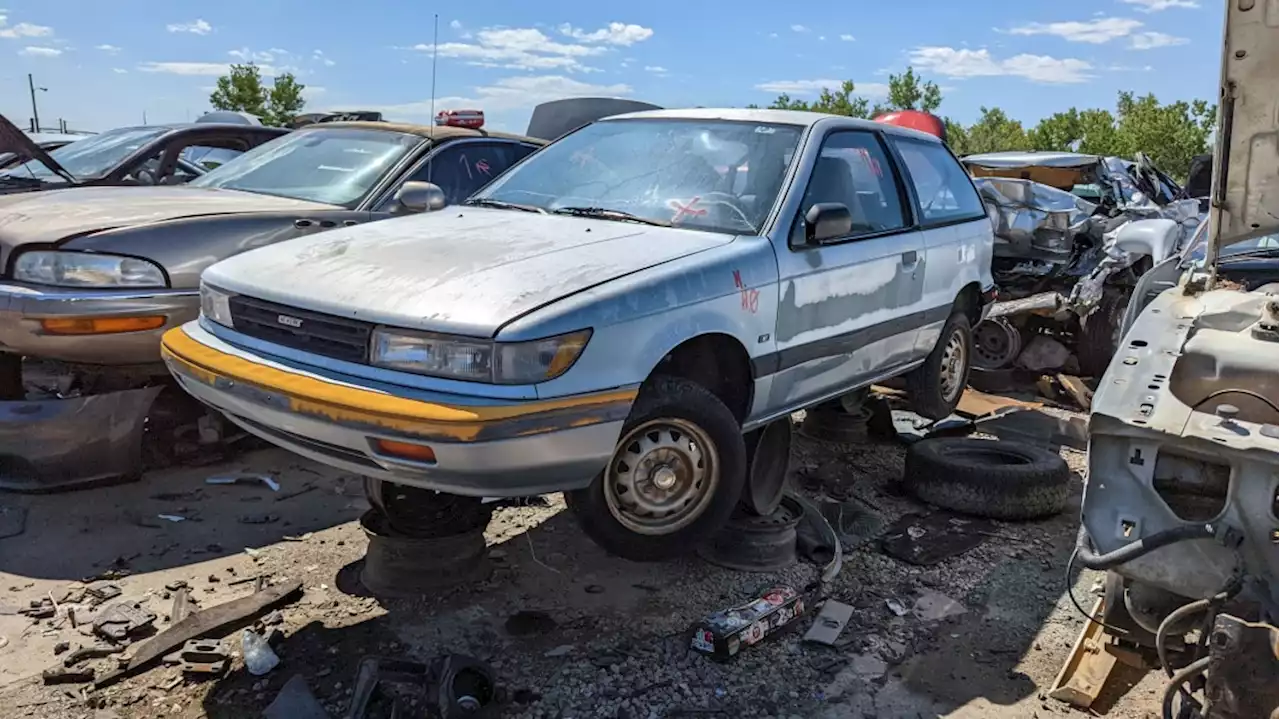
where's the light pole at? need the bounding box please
[28,73,47,132]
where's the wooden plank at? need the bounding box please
[96,580,301,688]
[1057,374,1095,412]
[955,388,1041,419]
[1048,597,1117,708]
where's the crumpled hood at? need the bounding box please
[206,207,735,337]
[0,185,334,251]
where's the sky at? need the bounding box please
[0,0,1224,135]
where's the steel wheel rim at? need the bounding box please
[603,418,720,536]
[939,328,967,402]
[972,320,1019,370]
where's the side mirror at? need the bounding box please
[1113,218,1180,261]
[804,203,853,244]
[393,181,447,214]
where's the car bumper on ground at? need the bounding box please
[0,282,198,365]
[161,322,636,497]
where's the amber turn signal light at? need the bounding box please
[40,316,167,335]
[372,438,437,464]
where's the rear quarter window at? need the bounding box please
[889,136,985,225]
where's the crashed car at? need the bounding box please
[0,102,655,492]
[1069,2,1277,717]
[161,108,996,561]
[0,113,286,195]
[962,150,1203,376]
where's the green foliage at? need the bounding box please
[209,63,307,127]
[750,74,1215,180]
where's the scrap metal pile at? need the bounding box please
[964,152,1205,375]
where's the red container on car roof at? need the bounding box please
[874,110,947,143]
[435,109,485,129]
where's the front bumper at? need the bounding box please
[161,323,636,497]
[0,282,198,365]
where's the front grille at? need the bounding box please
[228,294,373,364]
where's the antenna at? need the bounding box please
[429,14,439,123]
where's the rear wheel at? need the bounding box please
[567,375,747,561]
[906,312,972,420]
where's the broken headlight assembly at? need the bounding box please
[13,251,166,289]
[370,327,591,384]
[200,283,235,328]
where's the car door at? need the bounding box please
[371,139,539,213]
[768,129,925,411]
[885,134,991,356]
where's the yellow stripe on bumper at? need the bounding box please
[160,327,636,441]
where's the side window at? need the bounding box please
[399,142,518,206]
[513,143,539,162]
[888,136,985,225]
[790,130,907,246]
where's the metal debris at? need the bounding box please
[206,473,280,492]
[911,591,967,622]
[176,639,229,674]
[42,665,94,684]
[93,602,157,641]
[880,512,997,566]
[803,600,854,646]
[264,674,328,719]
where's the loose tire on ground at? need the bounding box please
[364,477,493,538]
[902,438,1070,520]
[567,375,747,562]
[906,311,973,420]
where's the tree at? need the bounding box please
[209,63,307,127]
[884,66,942,114]
[964,107,1032,155]
[1113,92,1215,181]
[943,117,971,156]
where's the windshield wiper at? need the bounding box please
[550,206,671,227]
[463,198,547,214]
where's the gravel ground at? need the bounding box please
[0,410,1169,718]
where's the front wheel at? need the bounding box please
[906,311,972,420]
[566,375,747,562]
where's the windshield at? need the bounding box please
[1,126,168,180]
[1182,220,1279,265]
[189,128,421,206]
[473,118,804,234]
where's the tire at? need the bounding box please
[364,477,493,538]
[1078,290,1129,378]
[906,311,972,420]
[902,437,1070,520]
[566,375,747,562]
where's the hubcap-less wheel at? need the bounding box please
[603,418,720,536]
[939,328,967,403]
[972,319,1021,370]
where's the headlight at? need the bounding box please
[200,283,235,328]
[13,251,166,288]
[371,328,591,384]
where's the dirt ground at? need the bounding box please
[0,413,1170,719]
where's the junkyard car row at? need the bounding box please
[0,4,1275,711]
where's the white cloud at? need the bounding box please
[112,67,127,74]
[1005,17,1143,43]
[0,18,53,39]
[818,35,826,41]
[414,26,617,72]
[19,45,60,57]
[449,19,462,30]
[95,43,121,53]
[908,46,1093,83]
[754,79,890,97]
[1129,31,1189,49]
[138,61,241,76]
[768,32,778,39]
[1121,0,1198,11]
[839,34,855,42]
[644,65,667,74]
[369,75,632,121]
[557,22,653,46]
[229,47,277,63]
[166,19,212,35]
[790,24,808,32]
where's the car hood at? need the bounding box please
[206,208,736,337]
[0,113,73,182]
[0,185,335,252]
